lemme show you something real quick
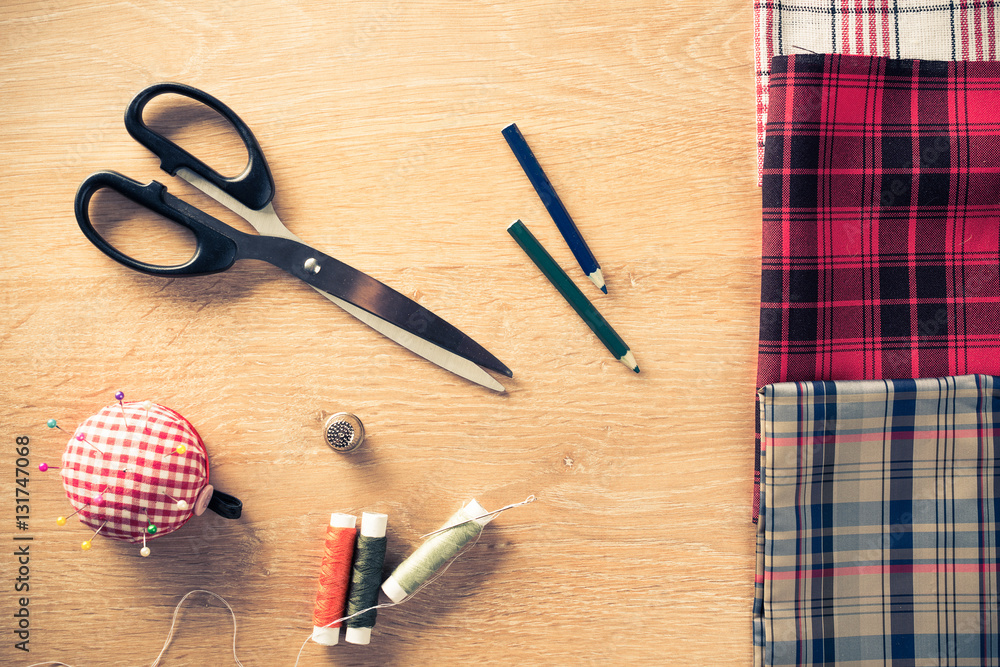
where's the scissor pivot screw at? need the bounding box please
[303,258,321,274]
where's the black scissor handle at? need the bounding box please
[124,82,276,211]
[75,171,240,277]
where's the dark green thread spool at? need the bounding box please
[345,513,388,645]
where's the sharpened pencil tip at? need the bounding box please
[621,350,639,374]
[589,269,607,294]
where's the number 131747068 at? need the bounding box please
[15,437,31,531]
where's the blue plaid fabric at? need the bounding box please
[755,375,1000,666]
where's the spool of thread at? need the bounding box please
[312,513,358,645]
[381,499,493,604]
[345,512,389,645]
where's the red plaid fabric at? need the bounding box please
[754,1,1000,183]
[60,402,209,542]
[753,53,1000,521]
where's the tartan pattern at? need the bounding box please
[754,0,1000,183]
[754,53,1000,521]
[60,402,208,542]
[755,375,1000,666]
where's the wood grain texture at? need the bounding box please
[0,0,760,664]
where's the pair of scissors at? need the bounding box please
[74,83,511,391]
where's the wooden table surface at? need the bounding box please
[0,1,761,665]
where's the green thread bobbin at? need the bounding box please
[381,499,494,604]
[344,512,389,645]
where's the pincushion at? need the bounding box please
[55,397,241,553]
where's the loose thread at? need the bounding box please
[25,590,244,667]
[421,495,536,538]
[149,589,244,667]
[311,514,357,646]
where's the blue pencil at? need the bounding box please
[502,123,606,294]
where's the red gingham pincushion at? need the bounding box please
[60,402,211,543]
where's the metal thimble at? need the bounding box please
[323,412,365,452]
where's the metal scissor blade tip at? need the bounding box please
[483,376,506,392]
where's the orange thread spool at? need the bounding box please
[311,513,358,646]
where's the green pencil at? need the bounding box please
[507,219,639,373]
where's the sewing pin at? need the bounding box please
[81,520,108,550]
[50,418,109,456]
[165,493,190,511]
[57,487,108,526]
[137,399,155,436]
[38,463,60,472]
[114,390,131,428]
[141,512,158,536]
[73,431,107,456]
[162,443,187,460]
[91,484,109,506]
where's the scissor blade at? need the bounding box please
[176,170,510,389]
[245,235,513,379]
